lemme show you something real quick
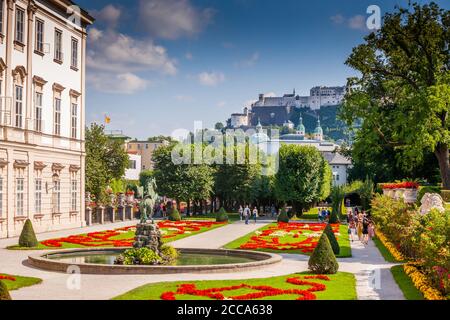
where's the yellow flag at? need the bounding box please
[105,115,111,124]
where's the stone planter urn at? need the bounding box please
[393,188,404,200]
[383,189,390,196]
[403,188,418,204]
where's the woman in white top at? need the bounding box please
[252,207,258,224]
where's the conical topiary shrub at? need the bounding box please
[0,280,11,300]
[308,233,339,274]
[324,223,340,255]
[277,208,289,223]
[168,208,181,221]
[329,209,339,224]
[19,219,38,248]
[216,207,229,222]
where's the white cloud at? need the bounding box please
[175,95,194,102]
[198,72,225,86]
[330,13,368,31]
[348,15,366,30]
[235,52,259,68]
[138,0,215,40]
[92,4,122,28]
[330,14,345,25]
[88,72,149,94]
[87,28,177,75]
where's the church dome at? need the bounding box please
[314,119,323,135]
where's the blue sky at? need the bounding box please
[76,0,450,139]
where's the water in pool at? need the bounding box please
[47,251,254,265]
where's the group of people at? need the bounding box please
[238,206,259,225]
[317,207,331,223]
[347,208,375,245]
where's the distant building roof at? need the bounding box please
[322,152,352,165]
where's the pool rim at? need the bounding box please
[28,247,282,274]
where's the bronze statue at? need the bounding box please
[139,178,159,224]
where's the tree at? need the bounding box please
[308,233,339,274]
[18,219,38,248]
[152,143,214,211]
[147,135,174,143]
[340,2,450,188]
[214,122,225,131]
[86,123,129,203]
[319,159,333,201]
[139,170,154,191]
[330,185,345,222]
[0,281,11,300]
[324,224,340,255]
[275,145,326,215]
[214,145,261,210]
[216,207,229,222]
[168,208,181,221]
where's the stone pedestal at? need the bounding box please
[125,205,132,220]
[133,222,163,254]
[98,206,105,224]
[85,207,92,226]
[117,206,125,221]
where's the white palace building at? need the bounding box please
[0,0,93,238]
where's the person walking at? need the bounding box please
[271,205,276,219]
[244,205,250,225]
[252,207,258,224]
[368,219,375,240]
[362,217,370,245]
[238,205,244,221]
[318,207,322,222]
[349,220,357,242]
[357,211,364,241]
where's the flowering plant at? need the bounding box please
[382,182,419,190]
[0,275,16,281]
[160,275,330,300]
[238,223,340,254]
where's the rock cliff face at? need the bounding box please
[133,223,163,255]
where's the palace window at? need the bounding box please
[15,7,25,43]
[35,92,43,132]
[0,0,4,34]
[71,103,77,139]
[16,178,24,216]
[54,29,63,61]
[35,19,44,53]
[71,38,78,69]
[15,85,23,128]
[52,179,60,213]
[35,179,42,214]
[71,180,77,212]
[129,160,136,169]
[54,98,61,135]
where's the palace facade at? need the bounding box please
[0,0,93,238]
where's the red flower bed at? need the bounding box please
[160,275,330,300]
[382,182,419,189]
[239,223,340,253]
[40,221,225,248]
[0,275,16,281]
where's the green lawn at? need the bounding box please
[0,274,42,291]
[390,265,424,300]
[223,223,352,258]
[372,236,404,263]
[7,220,228,250]
[113,272,356,300]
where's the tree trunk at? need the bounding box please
[435,143,450,189]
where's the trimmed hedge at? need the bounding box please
[216,207,229,222]
[308,233,339,274]
[324,224,340,255]
[18,219,38,248]
[277,208,289,223]
[168,208,181,221]
[0,281,11,300]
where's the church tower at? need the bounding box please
[296,114,306,136]
[314,118,323,141]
